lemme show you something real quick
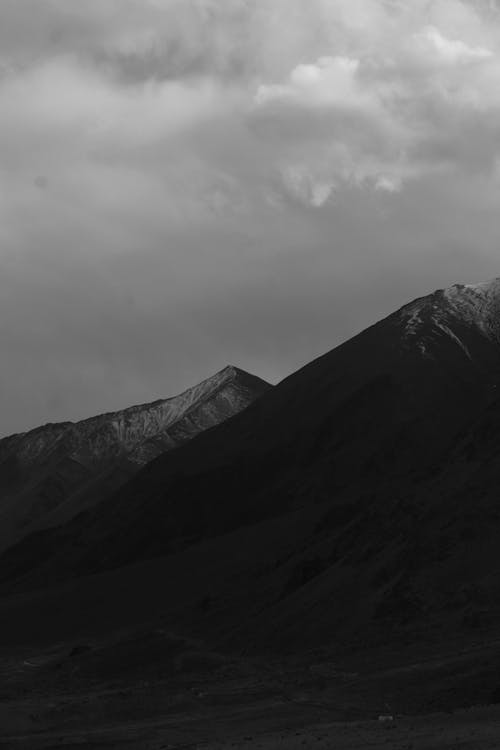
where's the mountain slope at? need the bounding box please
[0,366,270,552]
[4,280,500,649]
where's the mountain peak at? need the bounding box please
[0,366,271,550]
[1,365,270,469]
[396,277,500,359]
[217,364,254,378]
[455,276,500,293]
[220,364,243,376]
[435,277,500,305]
[215,364,271,389]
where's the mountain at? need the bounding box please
[0,365,270,552]
[4,279,500,652]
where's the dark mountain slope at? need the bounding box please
[0,366,270,552]
[7,280,500,734]
[4,280,500,605]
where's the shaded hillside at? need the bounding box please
[4,280,500,648]
[0,366,270,552]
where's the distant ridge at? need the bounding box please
[0,365,270,552]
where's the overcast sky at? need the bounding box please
[3,0,500,435]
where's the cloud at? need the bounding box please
[281,165,335,207]
[250,2,500,201]
[416,25,493,63]
[3,0,500,433]
[256,56,362,108]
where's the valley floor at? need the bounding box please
[3,700,500,749]
[3,630,500,750]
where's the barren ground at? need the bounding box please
[3,627,500,749]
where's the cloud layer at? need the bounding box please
[2,0,500,434]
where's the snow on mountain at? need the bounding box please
[398,279,500,358]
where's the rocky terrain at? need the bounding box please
[0,365,270,553]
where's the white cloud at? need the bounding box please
[282,164,335,207]
[256,56,362,108]
[250,2,500,198]
[375,175,402,192]
[416,25,493,63]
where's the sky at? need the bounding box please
[3,0,500,435]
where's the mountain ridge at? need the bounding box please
[0,364,268,466]
[4,279,500,653]
[0,364,270,553]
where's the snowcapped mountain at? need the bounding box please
[0,365,270,550]
[398,280,500,359]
